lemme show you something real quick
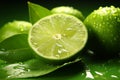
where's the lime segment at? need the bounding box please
[28,14,87,61]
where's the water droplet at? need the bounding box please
[55,54,60,58]
[58,48,68,54]
[111,6,115,8]
[111,75,118,78]
[85,70,94,79]
[18,24,24,32]
[56,43,63,47]
[87,50,94,55]
[20,28,24,32]
[27,69,31,72]
[5,63,30,78]
[63,34,66,37]
[0,51,4,54]
[61,49,68,53]
[33,42,38,46]
[95,71,103,76]
[92,15,96,18]
[99,6,103,10]
[66,27,73,31]
[0,50,9,55]
[58,49,62,54]
[0,48,6,51]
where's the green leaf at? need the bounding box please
[0,21,33,63]
[0,60,7,79]
[28,2,52,24]
[93,60,119,80]
[84,58,120,80]
[3,58,81,78]
[2,56,120,80]
[81,51,120,80]
[0,34,34,63]
[0,34,29,50]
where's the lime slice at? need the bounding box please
[84,6,120,54]
[51,6,84,21]
[28,14,88,62]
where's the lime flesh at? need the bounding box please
[28,14,87,61]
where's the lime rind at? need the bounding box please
[28,14,88,62]
[94,6,120,15]
[51,6,85,21]
[84,6,120,54]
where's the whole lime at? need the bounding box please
[0,21,32,42]
[51,6,84,21]
[84,6,120,55]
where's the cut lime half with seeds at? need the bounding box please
[28,14,88,62]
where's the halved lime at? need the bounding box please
[28,14,88,62]
[51,6,84,21]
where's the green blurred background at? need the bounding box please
[0,0,120,27]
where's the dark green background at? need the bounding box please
[0,0,120,27]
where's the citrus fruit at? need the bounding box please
[84,6,120,54]
[0,21,33,63]
[51,6,84,21]
[28,14,88,63]
[0,21,32,42]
